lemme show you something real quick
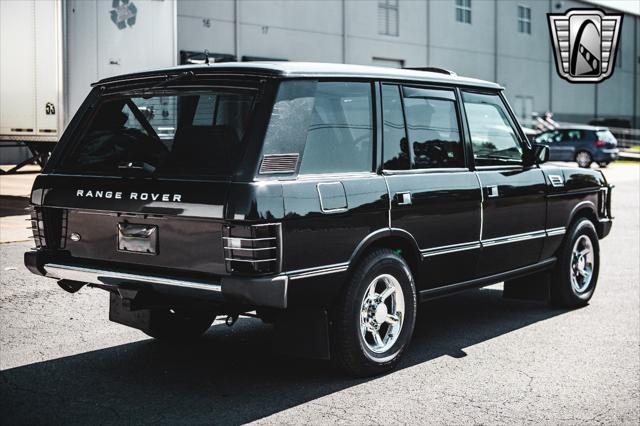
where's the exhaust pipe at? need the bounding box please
[57,279,85,293]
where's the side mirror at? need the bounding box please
[531,143,549,165]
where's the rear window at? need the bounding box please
[58,90,255,177]
[596,129,616,143]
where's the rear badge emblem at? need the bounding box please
[70,232,81,242]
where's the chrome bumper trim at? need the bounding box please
[43,263,222,292]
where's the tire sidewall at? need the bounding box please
[557,219,600,303]
[348,252,417,366]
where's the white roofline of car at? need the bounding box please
[93,62,503,90]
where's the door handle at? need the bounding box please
[486,185,499,198]
[396,192,412,206]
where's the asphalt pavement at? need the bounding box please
[0,163,638,425]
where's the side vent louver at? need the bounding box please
[259,153,299,174]
[549,174,564,188]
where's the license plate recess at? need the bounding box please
[118,223,158,255]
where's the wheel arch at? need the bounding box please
[348,228,422,283]
[567,200,598,229]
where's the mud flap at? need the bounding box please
[272,307,331,360]
[503,271,551,302]
[108,290,152,332]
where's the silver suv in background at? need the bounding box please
[535,125,619,168]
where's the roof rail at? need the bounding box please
[403,67,457,76]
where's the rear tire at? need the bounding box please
[144,308,217,341]
[331,249,417,377]
[575,151,592,168]
[550,219,600,308]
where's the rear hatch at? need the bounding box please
[33,80,264,277]
[596,129,618,149]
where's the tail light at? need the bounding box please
[594,139,606,148]
[29,207,67,249]
[29,207,46,249]
[223,223,281,274]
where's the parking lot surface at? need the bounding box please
[0,163,638,425]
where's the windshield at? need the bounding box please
[59,90,256,177]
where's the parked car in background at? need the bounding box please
[534,125,619,168]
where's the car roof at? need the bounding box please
[93,62,503,90]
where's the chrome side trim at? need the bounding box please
[421,241,481,258]
[43,263,222,292]
[288,262,350,280]
[481,230,547,247]
[222,236,276,242]
[546,227,566,237]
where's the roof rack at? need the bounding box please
[403,67,457,76]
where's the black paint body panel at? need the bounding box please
[26,66,613,312]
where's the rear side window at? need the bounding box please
[58,90,255,177]
[381,84,463,170]
[299,82,373,174]
[262,80,374,175]
[462,91,523,166]
[563,129,585,142]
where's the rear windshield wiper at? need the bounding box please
[118,161,156,174]
[144,71,195,93]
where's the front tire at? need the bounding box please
[144,308,217,341]
[331,249,417,376]
[575,151,593,168]
[550,219,600,308]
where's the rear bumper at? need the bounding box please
[594,149,619,162]
[24,251,288,309]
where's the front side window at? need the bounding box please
[455,0,471,24]
[382,84,464,170]
[299,82,373,174]
[462,91,523,166]
[378,0,399,36]
[518,5,531,34]
[58,90,255,177]
[535,130,562,144]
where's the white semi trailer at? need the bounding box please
[0,0,177,172]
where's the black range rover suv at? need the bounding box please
[25,63,613,376]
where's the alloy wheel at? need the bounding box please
[359,273,405,353]
[570,234,595,294]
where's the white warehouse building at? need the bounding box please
[1,0,639,166]
[177,0,640,127]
